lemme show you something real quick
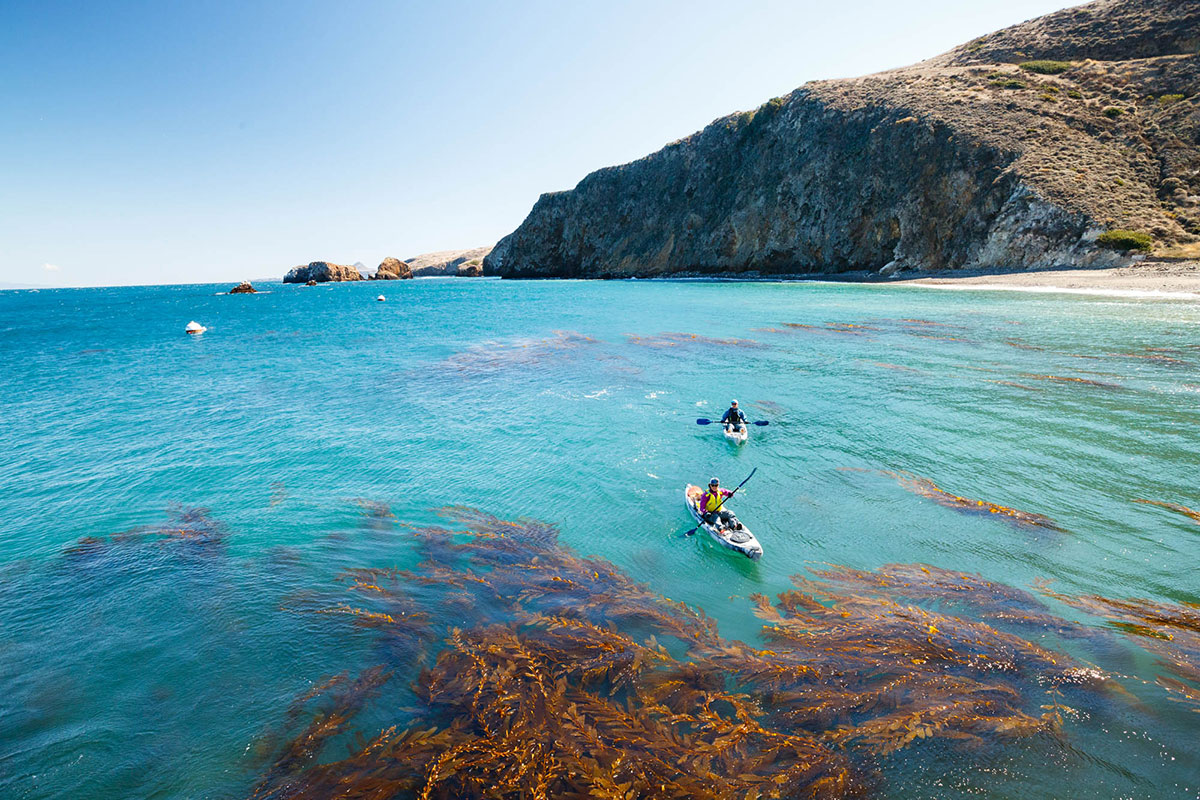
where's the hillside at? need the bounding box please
[485,0,1200,279]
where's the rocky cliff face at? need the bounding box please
[371,257,414,280]
[283,262,364,283]
[486,0,1199,278]
[405,247,493,276]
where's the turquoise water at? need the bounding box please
[0,278,1197,798]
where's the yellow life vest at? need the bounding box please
[702,490,726,513]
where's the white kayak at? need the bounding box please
[723,423,749,444]
[684,485,763,560]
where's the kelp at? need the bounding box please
[1038,587,1200,711]
[1133,499,1200,525]
[250,509,1128,799]
[844,469,1065,532]
[62,506,229,562]
[1018,374,1124,391]
[624,332,764,349]
[437,331,601,375]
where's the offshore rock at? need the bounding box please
[228,281,257,294]
[283,262,364,283]
[486,0,1198,279]
[456,260,484,277]
[406,246,493,276]
[371,257,413,280]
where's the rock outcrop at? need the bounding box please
[406,247,493,276]
[283,262,364,283]
[229,281,257,294]
[486,0,1199,279]
[371,257,413,280]
[456,260,484,277]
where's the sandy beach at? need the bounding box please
[892,259,1200,299]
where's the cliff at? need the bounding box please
[405,247,493,276]
[371,257,414,280]
[486,0,1200,278]
[283,262,364,283]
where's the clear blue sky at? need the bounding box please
[1,0,1078,287]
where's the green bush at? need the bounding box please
[1097,230,1153,252]
[991,79,1027,90]
[1019,60,1072,74]
[1067,89,1083,99]
[1159,94,1185,105]
[1103,106,1125,118]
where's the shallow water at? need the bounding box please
[0,278,1197,798]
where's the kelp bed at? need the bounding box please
[242,508,1200,800]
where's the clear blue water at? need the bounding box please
[0,278,1197,798]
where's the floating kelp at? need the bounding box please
[986,380,1043,392]
[845,469,1065,532]
[777,322,877,337]
[1133,499,1200,525]
[250,509,1123,799]
[624,331,764,349]
[1004,339,1046,351]
[1018,374,1124,391]
[1039,587,1200,712]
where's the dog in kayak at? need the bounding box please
[697,477,744,530]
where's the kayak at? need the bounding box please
[684,485,763,560]
[723,423,748,444]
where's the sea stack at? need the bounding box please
[283,261,364,283]
[371,257,413,280]
[229,281,257,294]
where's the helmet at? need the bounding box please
[709,477,720,486]
[730,399,738,405]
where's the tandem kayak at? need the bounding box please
[723,423,748,444]
[684,484,763,560]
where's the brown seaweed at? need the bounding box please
[1018,374,1124,391]
[1038,587,1200,712]
[845,469,1065,532]
[1133,499,1200,525]
[625,332,764,349]
[249,509,1131,799]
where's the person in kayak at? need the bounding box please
[699,477,743,530]
[721,400,747,434]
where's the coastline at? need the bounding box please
[888,260,1200,300]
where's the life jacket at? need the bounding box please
[700,489,729,513]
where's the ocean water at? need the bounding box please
[0,277,1197,798]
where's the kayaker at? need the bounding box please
[699,477,743,529]
[721,400,747,433]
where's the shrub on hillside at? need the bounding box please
[991,79,1027,90]
[1019,60,1072,74]
[1102,106,1125,118]
[1097,230,1153,252]
[1158,94,1185,105]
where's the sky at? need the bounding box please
[1,0,1081,287]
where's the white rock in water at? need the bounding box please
[185,321,206,334]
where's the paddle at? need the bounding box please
[684,467,757,537]
[696,418,769,426]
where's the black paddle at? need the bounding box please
[697,418,769,426]
[684,467,757,537]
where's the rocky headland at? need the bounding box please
[371,257,413,280]
[485,0,1200,279]
[405,246,493,277]
[283,261,364,283]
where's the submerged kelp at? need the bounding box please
[62,506,229,562]
[437,331,602,376]
[1039,586,1200,712]
[624,332,764,349]
[250,509,1125,799]
[844,469,1065,532]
